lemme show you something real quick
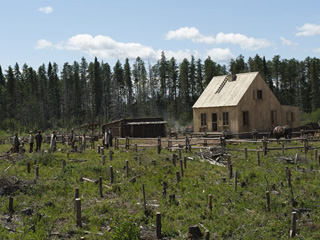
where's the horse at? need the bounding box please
[270,125,292,140]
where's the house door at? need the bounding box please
[212,113,217,131]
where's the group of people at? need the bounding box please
[11,131,43,153]
[11,128,112,153]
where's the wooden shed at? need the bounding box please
[193,72,301,134]
[102,118,167,138]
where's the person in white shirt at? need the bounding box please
[50,131,57,152]
[29,131,35,153]
[82,133,86,151]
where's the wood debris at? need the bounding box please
[197,147,228,167]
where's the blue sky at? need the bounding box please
[1,0,320,71]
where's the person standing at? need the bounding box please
[29,131,35,153]
[108,128,113,147]
[35,130,43,152]
[105,129,109,149]
[82,133,86,151]
[50,131,57,152]
[12,133,20,153]
[70,129,76,150]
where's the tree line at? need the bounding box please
[0,52,319,132]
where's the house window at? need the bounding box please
[243,111,249,125]
[201,113,207,126]
[271,110,277,125]
[253,90,263,100]
[223,112,229,126]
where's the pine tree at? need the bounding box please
[124,58,133,117]
[204,56,215,87]
[167,57,178,121]
[101,62,112,122]
[196,59,204,97]
[178,58,190,125]
[111,60,124,119]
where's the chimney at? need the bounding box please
[228,74,237,82]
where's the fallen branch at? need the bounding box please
[80,177,98,184]
[4,165,11,172]
[273,156,294,164]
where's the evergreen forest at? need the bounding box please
[0,52,319,132]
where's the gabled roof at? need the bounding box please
[193,72,259,108]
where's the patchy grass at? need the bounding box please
[0,139,320,239]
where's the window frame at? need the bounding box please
[223,112,229,126]
[243,111,249,126]
[257,90,263,100]
[200,113,207,126]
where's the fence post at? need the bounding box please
[290,211,297,238]
[263,138,268,156]
[172,154,176,166]
[204,230,210,240]
[287,169,291,188]
[185,137,188,153]
[266,191,270,212]
[35,165,39,178]
[208,194,212,211]
[142,184,146,211]
[244,148,248,160]
[184,156,187,169]
[9,196,14,216]
[99,176,103,197]
[62,160,66,171]
[75,198,82,227]
[101,147,104,156]
[229,164,233,179]
[304,138,308,154]
[252,129,258,141]
[156,212,162,239]
[126,160,129,177]
[158,137,161,154]
[134,144,137,153]
[257,151,260,166]
[180,159,184,177]
[234,171,237,191]
[110,166,114,184]
[176,171,180,183]
[27,161,31,173]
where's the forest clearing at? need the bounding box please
[1,135,320,239]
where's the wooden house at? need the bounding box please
[192,72,301,134]
[102,118,167,138]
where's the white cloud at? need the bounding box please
[165,27,215,44]
[165,27,272,50]
[206,48,235,62]
[157,49,202,62]
[313,48,320,53]
[52,34,158,60]
[35,39,53,49]
[36,34,233,64]
[280,37,298,46]
[38,6,53,14]
[296,23,320,36]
